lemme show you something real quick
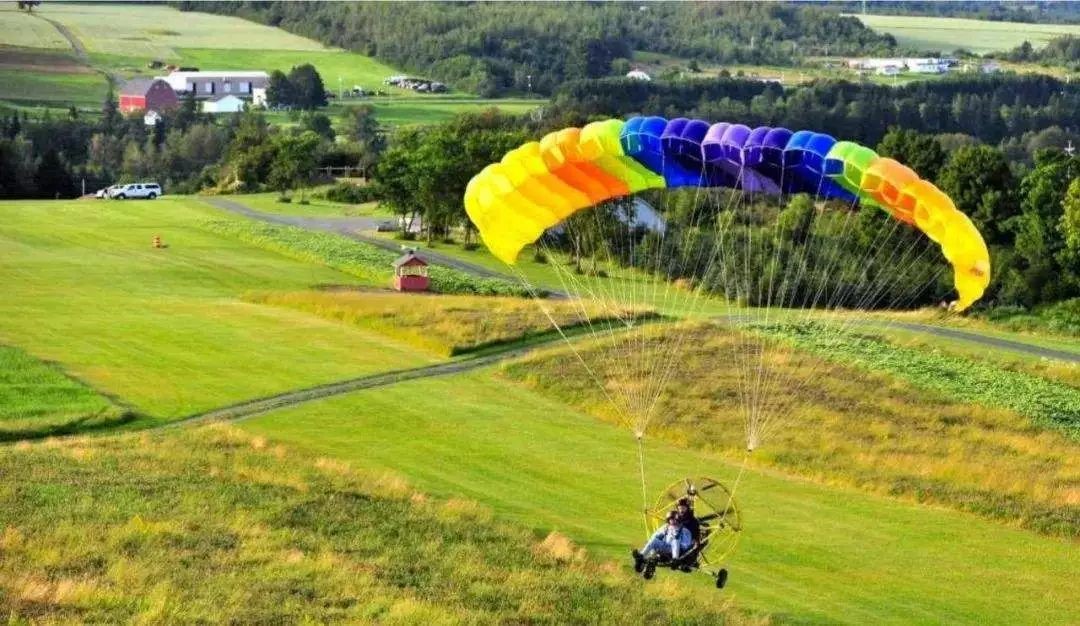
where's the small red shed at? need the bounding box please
[119,78,180,114]
[393,250,430,292]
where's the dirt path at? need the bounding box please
[34,13,118,87]
[166,344,544,429]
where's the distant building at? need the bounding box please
[119,78,180,114]
[876,64,902,76]
[626,69,651,81]
[159,71,269,100]
[202,95,245,114]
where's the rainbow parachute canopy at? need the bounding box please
[464,116,991,311]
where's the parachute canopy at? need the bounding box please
[464,116,991,310]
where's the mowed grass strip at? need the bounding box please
[0,425,750,624]
[242,372,1079,625]
[501,323,1079,537]
[855,14,1080,54]
[203,218,527,296]
[247,290,650,357]
[0,345,131,441]
[0,199,431,422]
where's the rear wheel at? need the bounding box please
[148,192,157,199]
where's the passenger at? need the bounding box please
[633,511,693,567]
[674,497,701,548]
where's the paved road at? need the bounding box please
[876,320,1080,363]
[204,197,511,280]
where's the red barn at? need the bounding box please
[393,251,430,292]
[119,78,179,114]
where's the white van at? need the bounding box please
[109,183,163,199]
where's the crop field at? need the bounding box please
[0,425,745,624]
[0,6,69,49]
[33,3,326,57]
[855,14,1080,54]
[0,68,107,106]
[0,198,435,422]
[243,371,1078,625]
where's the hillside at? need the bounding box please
[855,13,1080,54]
[0,424,747,624]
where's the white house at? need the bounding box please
[626,69,651,81]
[143,109,163,126]
[158,71,269,99]
[252,87,268,108]
[202,95,245,114]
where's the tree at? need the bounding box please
[287,64,328,109]
[101,89,121,135]
[1063,178,1080,256]
[34,149,74,198]
[302,112,335,141]
[268,131,320,198]
[372,130,423,236]
[266,70,293,108]
[340,105,384,176]
[875,127,946,181]
[937,144,1017,243]
[174,90,199,132]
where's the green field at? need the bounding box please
[33,3,326,57]
[242,371,1077,625]
[0,6,69,49]
[0,67,107,105]
[855,14,1080,54]
[0,198,432,422]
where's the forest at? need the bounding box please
[179,1,897,96]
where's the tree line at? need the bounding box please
[0,97,383,199]
[178,1,896,97]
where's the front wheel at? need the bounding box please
[715,568,728,589]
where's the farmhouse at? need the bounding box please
[202,95,246,114]
[119,78,180,114]
[158,70,269,100]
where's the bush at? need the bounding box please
[317,181,379,204]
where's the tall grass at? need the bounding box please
[0,426,758,624]
[501,323,1080,537]
[203,219,528,297]
[0,345,131,441]
[246,290,645,357]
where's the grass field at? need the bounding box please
[500,322,1079,537]
[0,425,748,624]
[228,191,387,218]
[855,14,1080,54]
[242,371,1078,625]
[248,290,644,357]
[0,198,433,422]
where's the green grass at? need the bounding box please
[231,191,388,218]
[0,425,746,624]
[203,217,528,296]
[357,97,545,127]
[0,198,432,423]
[174,48,411,96]
[854,14,1080,54]
[35,3,326,58]
[0,6,70,49]
[0,345,130,441]
[0,68,107,105]
[243,371,1079,625]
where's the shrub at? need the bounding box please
[316,181,379,204]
